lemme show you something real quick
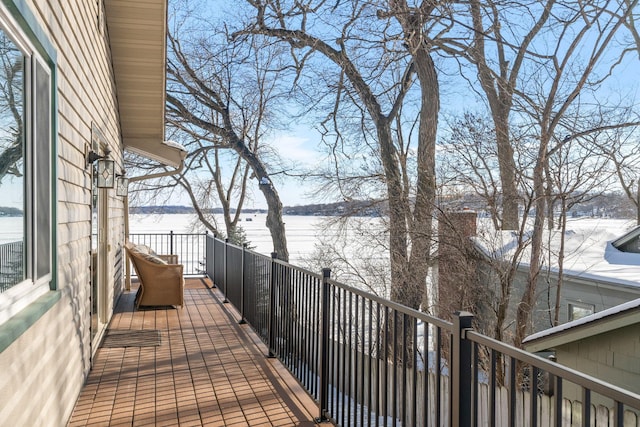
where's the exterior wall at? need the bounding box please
[511,268,640,334]
[559,278,640,323]
[478,261,640,341]
[0,0,125,425]
[555,323,640,406]
[0,295,85,424]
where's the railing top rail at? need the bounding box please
[130,232,208,236]
[467,330,640,409]
[271,257,323,279]
[325,275,453,331]
[212,236,325,279]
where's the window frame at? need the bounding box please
[0,2,53,326]
[567,301,595,322]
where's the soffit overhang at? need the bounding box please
[104,0,185,168]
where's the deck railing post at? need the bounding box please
[452,311,474,427]
[317,267,332,423]
[223,238,229,303]
[211,232,218,288]
[205,231,211,280]
[169,230,174,255]
[239,243,247,324]
[267,252,278,358]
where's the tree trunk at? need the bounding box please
[388,1,440,310]
[405,51,438,310]
[637,178,640,225]
[377,120,411,305]
[494,120,520,230]
[261,182,289,261]
[554,197,567,326]
[230,131,289,261]
[515,145,547,348]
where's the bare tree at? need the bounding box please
[234,0,445,310]
[437,0,638,345]
[0,33,23,184]
[439,112,534,342]
[547,132,615,326]
[436,0,557,231]
[591,124,640,224]
[513,0,637,347]
[165,132,251,243]
[165,11,291,260]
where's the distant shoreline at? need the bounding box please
[130,202,383,217]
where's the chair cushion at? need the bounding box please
[136,251,168,265]
[133,244,156,255]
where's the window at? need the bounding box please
[0,8,53,325]
[568,302,595,322]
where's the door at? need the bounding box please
[90,134,109,351]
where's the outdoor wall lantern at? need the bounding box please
[86,149,115,188]
[116,174,129,197]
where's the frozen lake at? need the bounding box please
[0,216,22,243]
[0,213,381,266]
[129,213,346,265]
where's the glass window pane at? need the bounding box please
[0,30,25,292]
[568,303,594,321]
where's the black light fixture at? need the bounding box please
[116,174,129,197]
[86,150,104,166]
[86,148,115,188]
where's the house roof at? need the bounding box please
[104,0,186,168]
[611,224,640,249]
[472,218,640,289]
[523,297,640,353]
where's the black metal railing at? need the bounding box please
[128,232,207,276]
[207,235,640,426]
[0,240,24,292]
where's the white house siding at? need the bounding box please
[0,298,87,425]
[0,0,126,425]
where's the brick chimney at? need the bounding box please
[436,209,478,320]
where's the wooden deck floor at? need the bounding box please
[68,278,322,426]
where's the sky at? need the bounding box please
[3,1,640,212]
[260,128,326,208]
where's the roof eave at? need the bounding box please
[105,0,184,167]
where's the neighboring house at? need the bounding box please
[611,224,640,253]
[523,298,640,405]
[0,1,183,425]
[437,212,640,337]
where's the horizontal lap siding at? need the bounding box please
[0,0,125,426]
[0,300,86,425]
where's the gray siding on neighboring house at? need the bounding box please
[0,0,125,425]
[475,261,640,339]
[559,277,640,322]
[555,323,640,397]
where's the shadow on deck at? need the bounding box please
[68,278,322,426]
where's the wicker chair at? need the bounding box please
[124,241,184,309]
